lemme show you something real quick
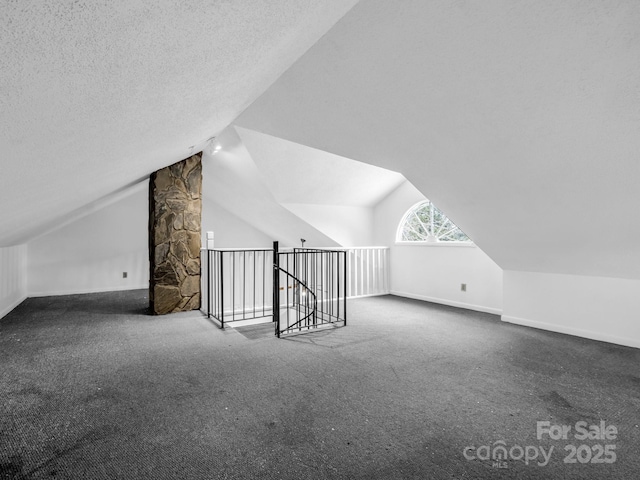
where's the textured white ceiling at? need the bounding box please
[236,0,640,279]
[0,0,357,246]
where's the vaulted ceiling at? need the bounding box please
[0,0,358,246]
[236,0,640,279]
[2,1,639,280]
[201,125,404,247]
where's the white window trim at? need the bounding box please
[395,240,475,247]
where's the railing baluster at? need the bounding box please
[371,248,376,294]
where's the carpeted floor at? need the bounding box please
[1,290,639,479]
[232,322,277,341]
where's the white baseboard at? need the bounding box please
[29,284,148,298]
[389,291,502,316]
[501,315,640,350]
[0,294,28,320]
[348,292,389,299]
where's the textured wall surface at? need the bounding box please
[149,154,202,315]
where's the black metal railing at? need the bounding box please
[201,248,273,328]
[273,242,347,337]
[202,242,347,337]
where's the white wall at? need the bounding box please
[201,196,273,248]
[201,128,337,249]
[26,174,284,298]
[282,203,373,247]
[0,244,28,319]
[390,245,503,315]
[503,271,640,349]
[28,184,149,296]
[374,181,503,314]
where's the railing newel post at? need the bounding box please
[220,252,224,329]
[343,250,347,326]
[207,249,211,318]
[273,241,280,337]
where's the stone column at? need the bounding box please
[149,153,202,314]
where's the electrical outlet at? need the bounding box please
[461,283,466,292]
[123,272,128,279]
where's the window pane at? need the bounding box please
[398,201,471,242]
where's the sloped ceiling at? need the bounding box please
[203,126,403,247]
[236,126,405,207]
[0,0,358,246]
[202,126,338,248]
[234,126,404,246]
[236,0,640,279]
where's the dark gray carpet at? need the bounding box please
[1,290,639,479]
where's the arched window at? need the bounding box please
[397,200,471,243]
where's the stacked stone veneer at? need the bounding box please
[149,153,202,314]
